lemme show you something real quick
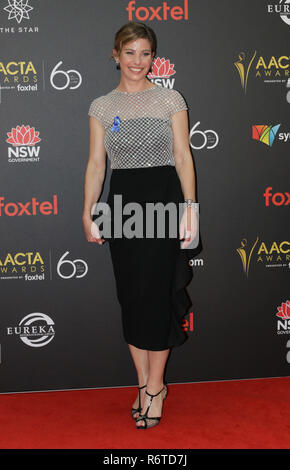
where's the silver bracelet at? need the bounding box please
[184,199,199,211]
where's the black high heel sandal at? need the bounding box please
[135,384,167,429]
[131,384,147,420]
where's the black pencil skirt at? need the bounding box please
[105,165,194,351]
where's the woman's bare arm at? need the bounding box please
[171,109,198,248]
[83,116,106,222]
[82,116,107,243]
[171,109,196,202]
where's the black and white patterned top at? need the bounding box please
[88,84,188,170]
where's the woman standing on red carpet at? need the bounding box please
[83,21,198,429]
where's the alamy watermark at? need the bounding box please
[90,195,199,249]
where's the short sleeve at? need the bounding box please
[169,89,188,117]
[88,97,106,128]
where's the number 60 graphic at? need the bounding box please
[50,61,82,90]
[57,251,88,279]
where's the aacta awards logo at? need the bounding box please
[237,237,259,277]
[6,124,41,163]
[7,312,55,347]
[237,237,290,277]
[234,50,289,93]
[234,51,257,94]
[276,300,290,335]
[0,251,45,281]
[0,61,37,91]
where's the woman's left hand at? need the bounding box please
[179,206,198,249]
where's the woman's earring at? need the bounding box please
[116,61,120,70]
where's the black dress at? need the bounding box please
[88,84,194,351]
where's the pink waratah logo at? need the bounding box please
[276,300,290,319]
[6,125,41,147]
[147,57,176,79]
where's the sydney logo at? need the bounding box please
[252,124,281,147]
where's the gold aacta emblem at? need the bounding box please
[236,237,259,277]
[234,51,257,94]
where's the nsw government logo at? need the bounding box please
[7,312,55,347]
[6,124,41,163]
[276,300,290,335]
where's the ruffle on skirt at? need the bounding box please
[168,246,194,348]
[100,165,196,350]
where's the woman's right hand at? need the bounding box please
[82,215,106,245]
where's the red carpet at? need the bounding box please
[0,377,289,449]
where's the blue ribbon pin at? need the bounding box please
[111,116,121,132]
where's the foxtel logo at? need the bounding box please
[126,0,189,21]
[0,195,58,216]
[263,187,290,206]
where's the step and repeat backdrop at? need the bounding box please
[0,0,289,394]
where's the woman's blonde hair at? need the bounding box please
[110,21,157,60]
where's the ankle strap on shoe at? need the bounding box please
[145,386,164,397]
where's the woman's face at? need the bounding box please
[114,38,154,81]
